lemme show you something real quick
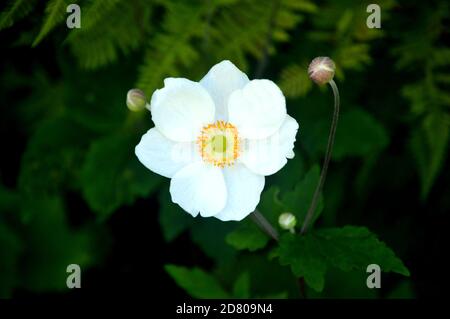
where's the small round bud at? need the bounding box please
[126,89,147,112]
[278,212,297,231]
[308,56,335,85]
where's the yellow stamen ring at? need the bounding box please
[197,121,240,168]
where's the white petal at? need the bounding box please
[135,128,200,178]
[214,165,265,221]
[240,115,299,176]
[228,79,287,139]
[170,162,227,217]
[200,60,249,121]
[151,78,215,142]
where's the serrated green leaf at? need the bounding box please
[277,233,327,292]
[276,226,409,292]
[316,226,410,276]
[80,132,161,219]
[165,264,230,299]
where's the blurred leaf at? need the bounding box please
[278,64,312,98]
[33,0,72,47]
[18,117,92,198]
[165,264,230,299]
[410,113,449,199]
[158,187,195,242]
[333,109,390,160]
[80,132,162,219]
[190,218,237,264]
[21,197,102,292]
[282,164,322,228]
[387,280,416,299]
[0,184,19,213]
[232,272,250,298]
[67,1,150,69]
[0,223,23,298]
[0,0,37,30]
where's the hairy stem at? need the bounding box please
[301,79,340,234]
[250,210,279,241]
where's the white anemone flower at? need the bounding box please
[135,60,299,221]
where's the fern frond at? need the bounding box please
[81,0,123,30]
[33,0,72,47]
[0,0,37,30]
[136,2,211,95]
[278,64,312,98]
[67,1,150,69]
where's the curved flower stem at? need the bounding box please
[301,79,340,234]
[250,210,279,241]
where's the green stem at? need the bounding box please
[301,79,340,234]
[250,210,279,241]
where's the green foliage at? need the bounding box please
[165,264,231,299]
[227,166,322,252]
[33,0,72,46]
[276,226,409,292]
[67,0,150,69]
[0,0,37,30]
[80,131,161,219]
[159,187,195,242]
[0,223,23,298]
[20,197,105,292]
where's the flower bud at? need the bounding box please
[126,89,147,112]
[308,57,335,85]
[278,212,297,231]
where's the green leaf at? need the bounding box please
[276,226,409,292]
[21,197,105,292]
[316,226,410,276]
[226,186,284,251]
[0,184,19,213]
[332,109,390,160]
[277,233,327,292]
[0,0,37,30]
[226,165,322,252]
[0,223,23,298]
[18,117,92,198]
[282,164,323,229]
[190,218,237,264]
[278,64,312,98]
[165,264,230,299]
[410,112,450,199]
[80,132,161,219]
[159,187,195,242]
[33,0,72,47]
[232,272,250,299]
[226,220,269,252]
